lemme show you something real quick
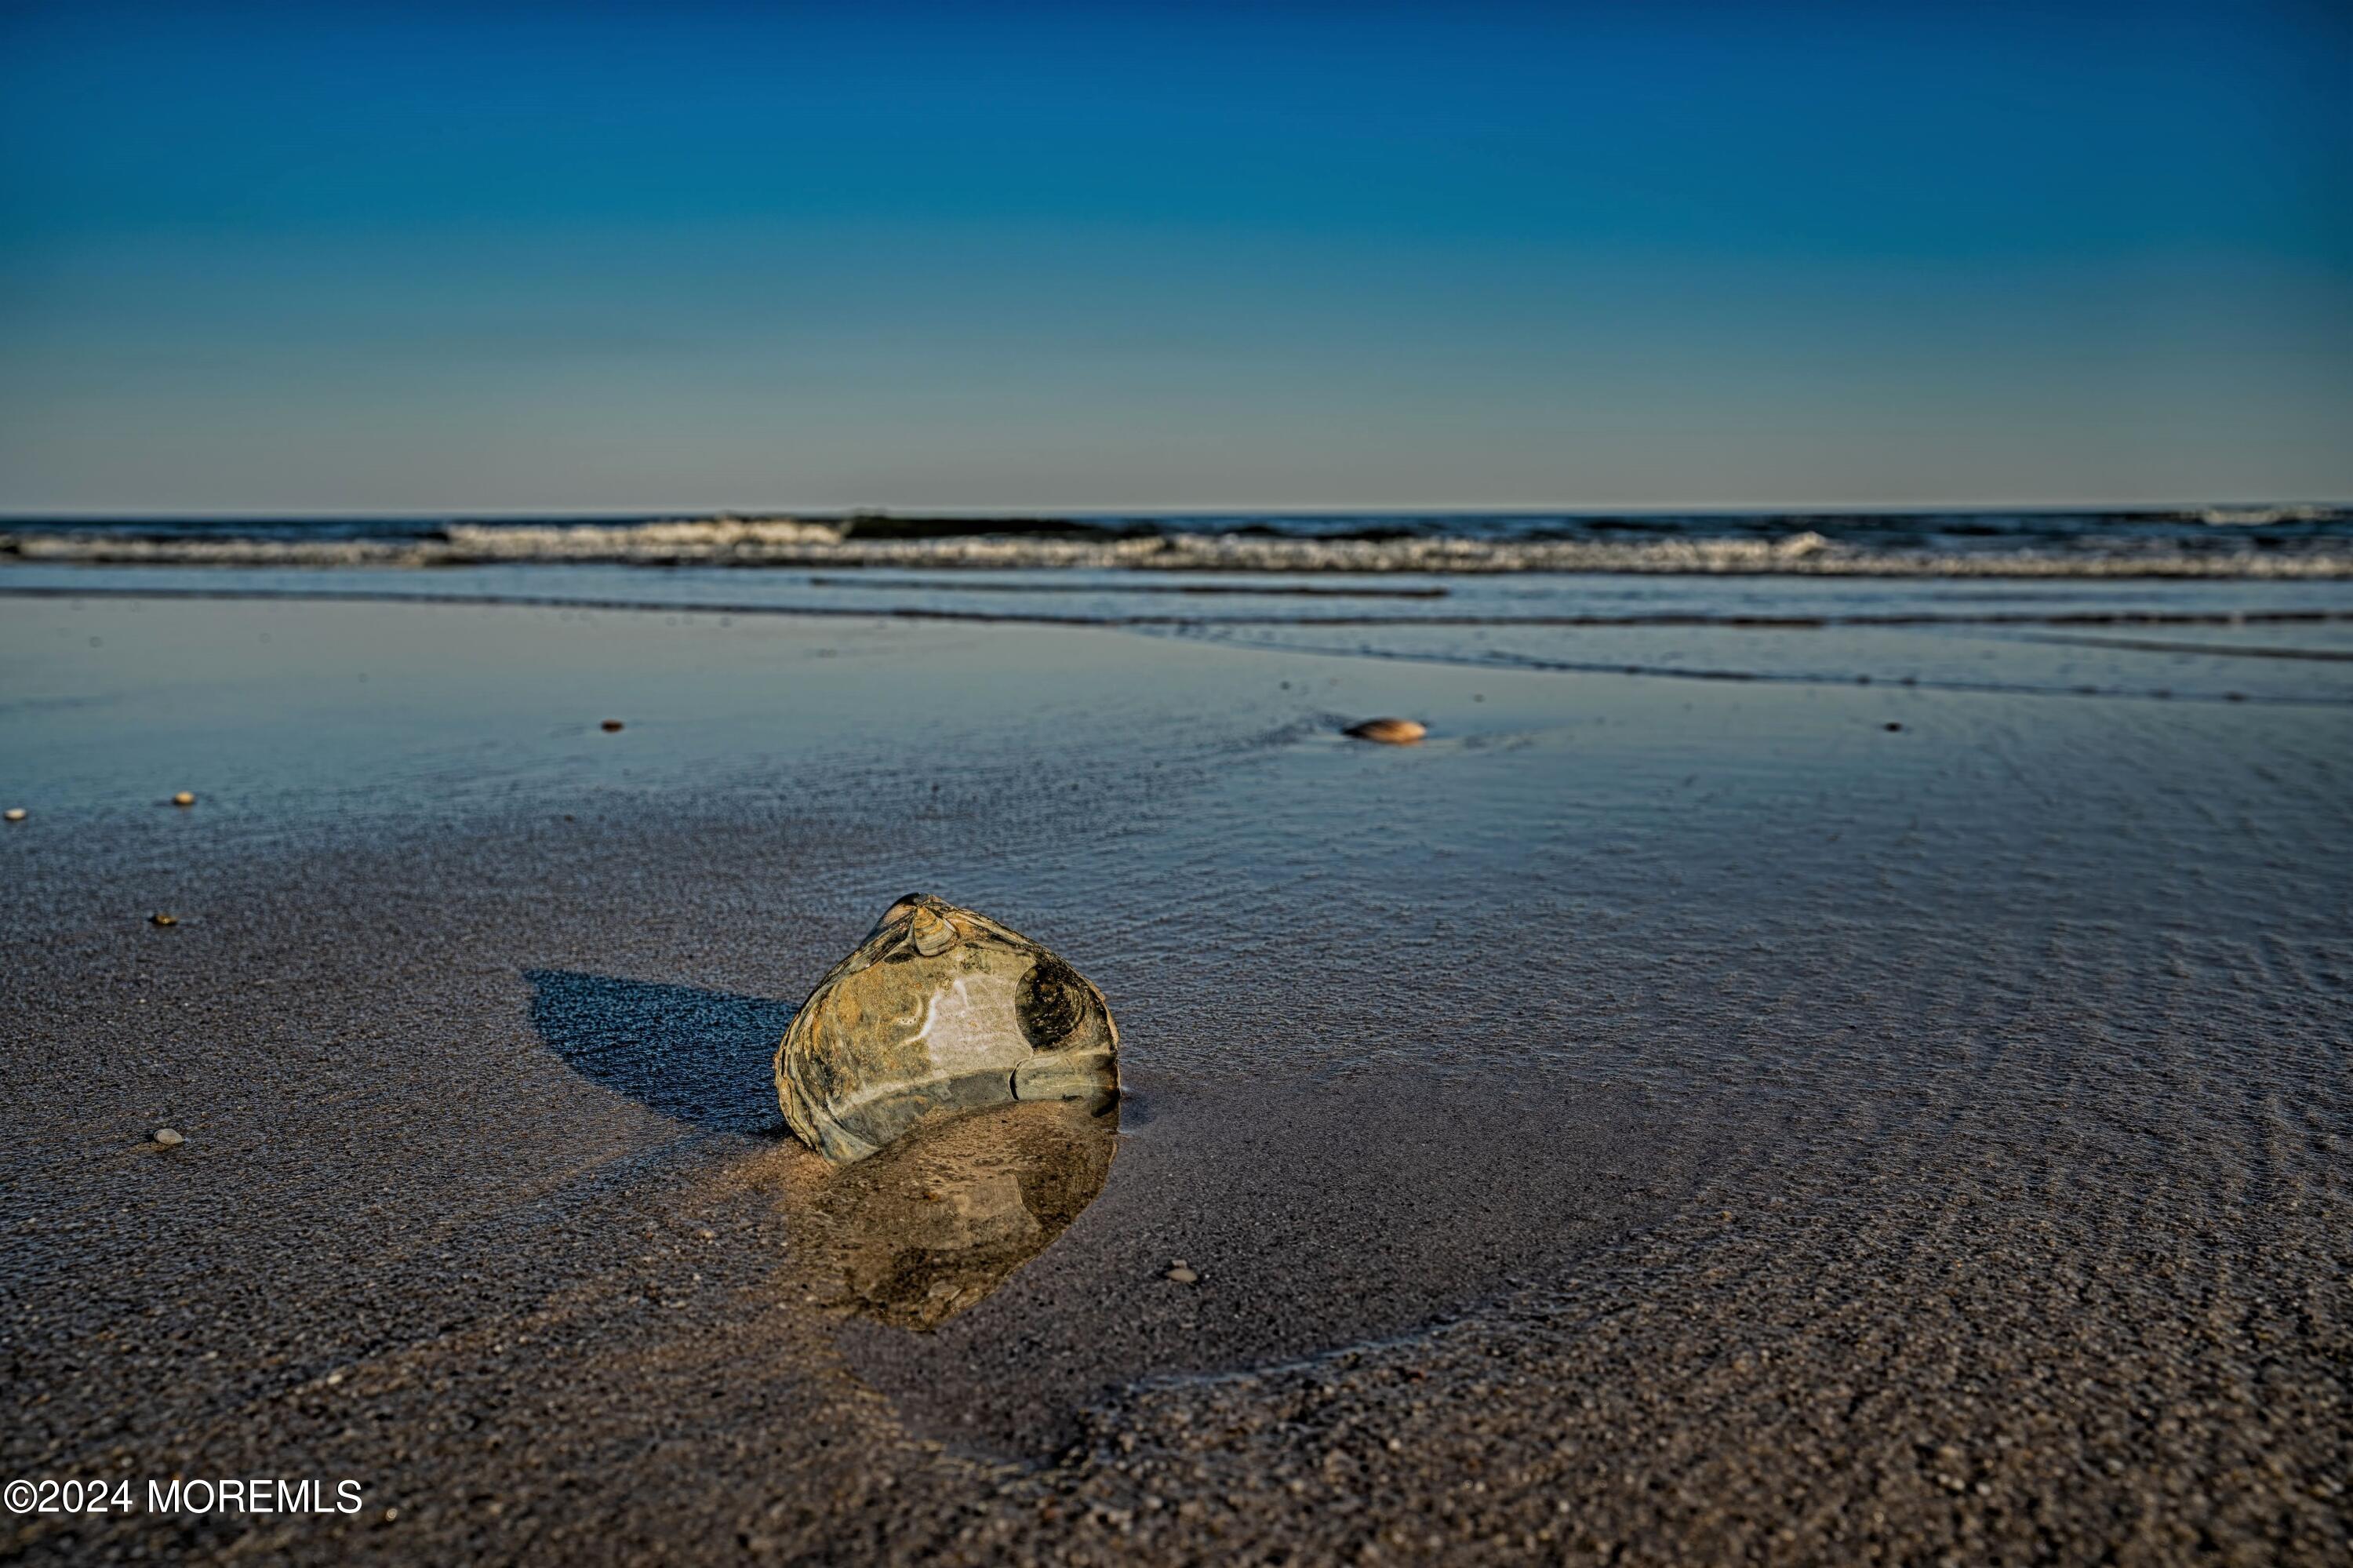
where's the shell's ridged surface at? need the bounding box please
[776,895,1119,1162]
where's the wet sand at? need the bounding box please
[2,596,2348,1564]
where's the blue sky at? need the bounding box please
[2,0,2347,512]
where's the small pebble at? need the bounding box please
[1885,722,1904,732]
[1344,717,1427,745]
[2,808,24,822]
[149,912,177,927]
[600,719,625,733]
[171,791,195,807]
[1165,1261,1200,1285]
[152,1127,184,1147]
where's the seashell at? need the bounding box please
[171,791,196,807]
[1344,717,1427,744]
[776,894,1119,1163]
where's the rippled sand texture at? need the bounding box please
[1,598,2346,1565]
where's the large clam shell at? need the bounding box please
[776,894,1119,1162]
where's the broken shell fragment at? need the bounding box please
[1344,717,1427,745]
[776,894,1119,1163]
[909,904,956,957]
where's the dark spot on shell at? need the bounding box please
[1016,957,1089,1051]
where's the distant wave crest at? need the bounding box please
[6,515,2353,577]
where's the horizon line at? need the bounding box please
[3,499,2346,522]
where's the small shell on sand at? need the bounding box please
[171,791,195,807]
[600,719,625,733]
[2,808,24,822]
[1344,718,1427,745]
[149,912,177,927]
[152,1127,184,1147]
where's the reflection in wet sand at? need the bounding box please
[785,1095,1118,1330]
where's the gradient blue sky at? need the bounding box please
[2,0,2347,512]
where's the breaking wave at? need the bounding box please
[5,508,2351,577]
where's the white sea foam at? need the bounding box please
[5,518,2352,577]
[2199,504,2335,526]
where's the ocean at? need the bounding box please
[5,505,2351,574]
[6,508,2351,708]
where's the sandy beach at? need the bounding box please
[2,591,2348,1565]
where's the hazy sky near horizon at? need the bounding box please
[2,0,2348,514]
